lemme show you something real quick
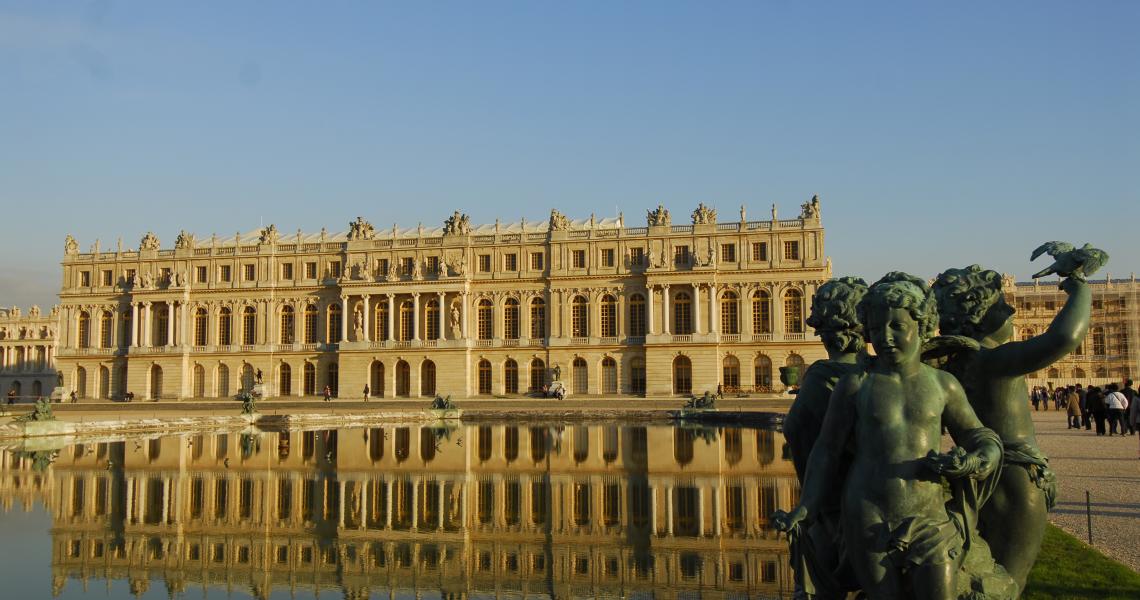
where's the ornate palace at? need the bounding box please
[0,305,59,401]
[53,200,831,400]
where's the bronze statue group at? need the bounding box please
[774,241,1107,600]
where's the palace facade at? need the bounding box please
[3,424,798,599]
[0,305,59,401]
[54,201,831,401]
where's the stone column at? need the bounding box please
[662,285,671,335]
[180,301,188,346]
[412,293,420,341]
[647,286,655,335]
[773,286,785,338]
[340,296,348,342]
[694,284,702,334]
[666,485,674,536]
[709,284,718,334]
[460,292,469,339]
[166,301,175,347]
[438,292,446,341]
[130,303,139,347]
[111,310,120,348]
[363,295,371,342]
[142,303,151,347]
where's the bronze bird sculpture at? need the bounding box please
[1030,241,1109,281]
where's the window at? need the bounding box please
[629,247,645,267]
[572,250,586,269]
[125,268,136,283]
[784,290,804,333]
[477,300,493,340]
[303,305,317,343]
[752,241,768,261]
[630,357,646,395]
[304,363,315,395]
[530,252,544,270]
[504,253,518,271]
[629,294,646,337]
[673,356,692,395]
[478,255,491,273]
[328,304,342,343]
[721,291,739,334]
[304,262,317,279]
[80,271,91,287]
[195,266,207,283]
[478,360,492,395]
[505,359,518,394]
[374,302,388,341]
[281,263,293,280]
[219,265,232,282]
[673,292,692,335]
[426,256,439,274]
[601,357,617,394]
[243,264,256,281]
[218,308,232,345]
[399,301,413,341]
[504,298,520,339]
[99,311,113,348]
[426,300,439,340]
[600,295,617,337]
[530,298,546,339]
[753,291,771,334]
[329,261,342,278]
[601,248,615,267]
[101,270,113,286]
[401,257,415,276]
[571,296,589,337]
[1091,327,1106,355]
[722,356,740,390]
[529,358,546,393]
[783,240,800,260]
[421,360,436,396]
[194,308,208,346]
[674,245,690,266]
[280,306,295,344]
[720,244,736,262]
[242,307,256,345]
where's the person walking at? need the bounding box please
[1066,386,1082,429]
[1031,386,1041,411]
[323,385,332,402]
[1087,386,1107,436]
[1076,383,1089,430]
[1129,385,1140,458]
[363,384,370,400]
[1122,379,1136,435]
[1105,384,1127,436]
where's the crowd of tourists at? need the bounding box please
[1032,380,1140,457]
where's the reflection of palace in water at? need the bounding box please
[2,424,798,598]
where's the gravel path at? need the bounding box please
[1033,409,1140,572]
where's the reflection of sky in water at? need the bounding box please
[0,423,797,599]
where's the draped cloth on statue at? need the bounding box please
[1003,440,1057,511]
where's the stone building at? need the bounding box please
[4,424,798,598]
[0,305,59,401]
[53,200,831,400]
[1007,276,1140,388]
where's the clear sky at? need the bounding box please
[1,1,1137,309]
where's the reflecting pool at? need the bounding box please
[0,422,798,599]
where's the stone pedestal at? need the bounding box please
[251,383,269,398]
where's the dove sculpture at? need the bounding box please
[1030,241,1108,281]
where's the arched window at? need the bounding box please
[149,364,163,400]
[530,298,546,339]
[1072,367,1085,379]
[374,301,388,341]
[723,355,740,390]
[1021,328,1036,341]
[478,359,492,395]
[75,366,88,398]
[754,355,773,391]
[673,355,692,395]
[601,357,617,394]
[32,380,43,398]
[600,295,617,338]
[280,306,295,344]
[303,363,315,396]
[399,301,414,341]
[573,426,589,463]
[327,362,339,397]
[327,304,342,343]
[420,428,437,463]
[504,359,518,394]
[278,363,291,396]
[504,298,520,340]
[721,291,739,335]
[425,300,440,340]
[242,306,256,345]
[120,310,132,347]
[573,357,588,394]
[1095,366,1107,378]
[99,365,110,399]
[1047,367,1059,378]
[477,299,493,340]
[784,289,804,334]
[396,360,411,397]
[370,361,384,397]
[154,305,169,346]
[628,293,646,337]
[217,364,230,397]
[571,296,589,338]
[529,358,546,393]
[194,308,208,346]
[100,310,114,348]
[752,290,771,334]
[673,292,692,335]
[630,357,646,395]
[218,308,232,346]
[421,360,436,396]
[77,311,91,349]
[193,364,205,397]
[241,363,255,393]
[674,429,694,466]
[303,305,318,344]
[1091,327,1106,355]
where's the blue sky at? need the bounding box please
[1,1,1137,308]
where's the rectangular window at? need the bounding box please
[530,252,545,270]
[80,271,91,287]
[195,266,207,283]
[281,263,293,280]
[720,243,736,263]
[125,269,136,283]
[572,250,586,269]
[783,241,800,261]
[478,255,491,273]
[101,270,113,286]
[219,265,232,283]
[243,264,256,281]
[426,256,439,274]
[376,259,387,278]
[305,262,317,279]
[161,267,172,282]
[674,245,690,265]
[752,242,768,261]
[601,248,615,267]
[504,253,518,271]
[329,261,342,278]
[629,247,645,267]
[401,257,415,276]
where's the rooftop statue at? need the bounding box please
[782,276,867,599]
[549,209,571,231]
[347,216,376,241]
[691,202,717,225]
[139,232,160,251]
[64,235,79,255]
[647,205,671,227]
[174,230,196,249]
[801,195,822,220]
[258,224,279,245]
[930,244,1105,592]
[443,211,471,236]
[775,272,1015,600]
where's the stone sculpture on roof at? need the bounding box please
[691,203,717,225]
[347,216,376,241]
[800,195,821,220]
[258,224,280,246]
[175,230,196,249]
[443,211,471,236]
[139,232,160,251]
[549,209,571,231]
[647,205,671,227]
[64,235,79,255]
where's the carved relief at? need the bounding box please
[258,224,280,246]
[64,235,79,255]
[139,232,161,251]
[647,205,672,227]
[443,211,471,236]
[549,209,571,231]
[346,217,376,241]
[691,203,717,225]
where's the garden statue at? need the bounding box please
[774,273,1015,600]
[782,276,868,599]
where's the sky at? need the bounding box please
[1,1,1137,309]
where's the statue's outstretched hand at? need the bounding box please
[771,505,807,536]
[925,447,992,479]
